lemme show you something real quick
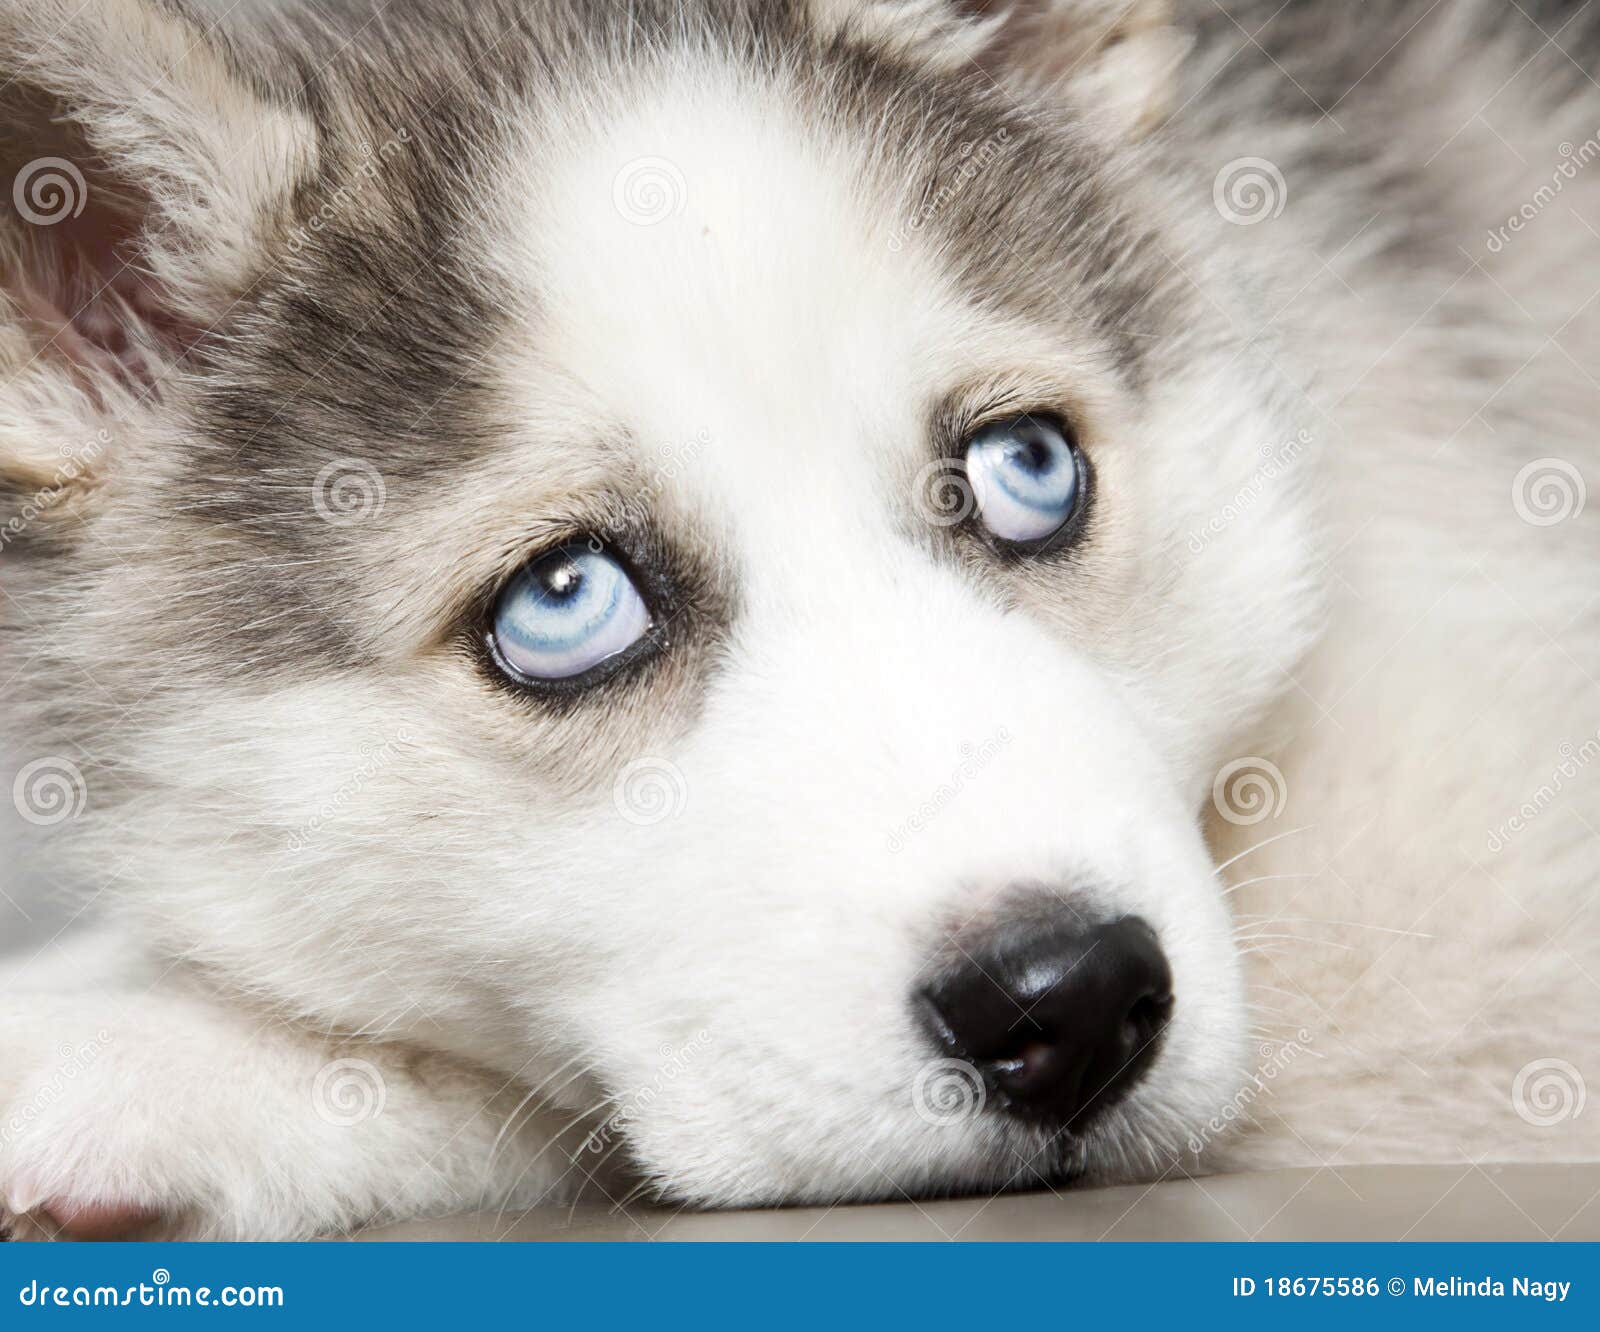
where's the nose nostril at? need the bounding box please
[1126,992,1173,1043]
[992,1038,1050,1079]
[992,1039,1069,1104]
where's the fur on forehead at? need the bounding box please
[0,0,1178,533]
[2,0,1194,687]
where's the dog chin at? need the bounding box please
[641,1134,1093,1211]
[615,1082,1208,1211]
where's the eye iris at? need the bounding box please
[966,416,1082,544]
[491,543,651,682]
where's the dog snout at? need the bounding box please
[917,914,1173,1132]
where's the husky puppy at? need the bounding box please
[1,0,1596,1240]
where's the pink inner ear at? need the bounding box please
[8,280,113,375]
[7,185,188,393]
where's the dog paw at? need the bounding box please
[0,997,355,1240]
[2,1190,166,1242]
[0,1009,209,1240]
[0,993,565,1240]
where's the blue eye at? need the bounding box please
[965,415,1084,545]
[490,543,652,683]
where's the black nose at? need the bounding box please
[917,914,1173,1131]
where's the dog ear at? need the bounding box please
[814,0,1186,140]
[976,0,1187,138]
[0,0,311,543]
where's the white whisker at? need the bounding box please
[1212,825,1315,876]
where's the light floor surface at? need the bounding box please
[357,1164,1600,1242]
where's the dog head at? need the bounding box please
[1,0,1320,1203]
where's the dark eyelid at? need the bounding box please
[933,395,1034,460]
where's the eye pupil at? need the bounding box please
[1017,437,1052,473]
[542,560,581,599]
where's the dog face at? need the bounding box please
[1,0,1321,1203]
